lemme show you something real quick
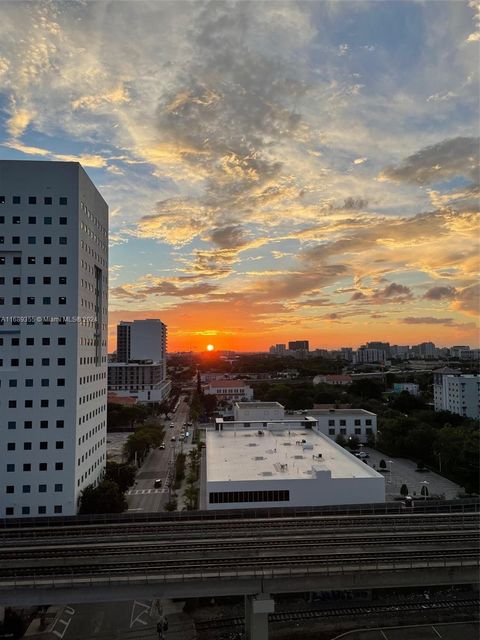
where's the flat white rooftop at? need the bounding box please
[206,428,380,483]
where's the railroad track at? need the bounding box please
[195,598,480,631]
[2,530,478,561]
[2,548,478,579]
[1,512,478,546]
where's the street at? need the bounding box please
[126,396,191,513]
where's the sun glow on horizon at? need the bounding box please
[206,344,215,351]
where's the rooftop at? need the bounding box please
[234,401,284,409]
[207,379,250,388]
[306,408,376,417]
[206,428,380,483]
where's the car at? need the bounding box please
[169,423,175,428]
[179,435,185,442]
[355,451,369,459]
[187,422,193,427]
[183,422,188,427]
[154,479,162,488]
[159,443,166,450]
[170,436,176,442]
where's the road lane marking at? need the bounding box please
[130,601,151,628]
[432,627,442,638]
[52,607,75,639]
[380,631,389,640]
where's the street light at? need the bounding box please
[388,460,394,484]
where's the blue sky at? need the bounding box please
[0,0,478,351]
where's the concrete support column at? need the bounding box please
[245,593,274,640]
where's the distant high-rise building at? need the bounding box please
[0,160,108,518]
[288,340,309,351]
[366,341,390,357]
[110,319,170,403]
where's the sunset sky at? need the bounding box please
[0,0,478,352]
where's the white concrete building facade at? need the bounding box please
[108,362,171,404]
[0,160,108,518]
[204,379,254,402]
[206,426,384,510]
[434,373,479,419]
[307,409,377,443]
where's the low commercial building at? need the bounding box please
[206,425,385,509]
[307,409,377,444]
[204,379,254,402]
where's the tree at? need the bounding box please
[164,498,177,511]
[105,461,136,492]
[335,433,347,447]
[347,435,360,450]
[79,480,127,514]
[400,484,409,497]
[183,485,199,510]
[421,484,429,498]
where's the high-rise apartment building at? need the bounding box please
[0,161,108,518]
[109,319,170,404]
[433,369,479,419]
[288,340,309,351]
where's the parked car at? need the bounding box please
[169,423,175,428]
[355,451,369,459]
[154,479,162,488]
[170,436,176,442]
[159,443,166,450]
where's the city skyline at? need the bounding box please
[0,1,478,352]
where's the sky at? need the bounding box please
[0,0,478,353]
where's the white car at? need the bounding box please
[169,423,175,428]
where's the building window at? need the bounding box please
[28,256,36,264]
[366,419,372,426]
[354,419,361,426]
[40,442,48,450]
[12,216,20,224]
[59,217,67,225]
[43,297,51,304]
[40,420,48,428]
[6,486,14,494]
[38,506,46,514]
[55,462,63,470]
[23,463,31,471]
[56,441,64,449]
[44,197,52,205]
[28,237,36,244]
[340,428,346,435]
[13,196,21,204]
[328,428,335,435]
[328,419,335,426]
[43,256,51,264]
[28,196,37,204]
[6,464,14,472]
[39,463,47,471]
[39,484,47,492]
[22,485,31,493]
[59,197,67,205]
[24,442,32,450]
[55,484,63,492]
[43,236,52,244]
[5,507,14,516]
[59,257,67,264]
[355,427,362,435]
[209,490,290,504]
[24,421,32,429]
[28,216,36,224]
[339,419,346,426]
[54,505,63,514]
[56,420,64,429]
[22,507,31,515]
[8,421,16,429]
[59,237,67,245]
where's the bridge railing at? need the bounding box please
[1,498,479,530]
[2,555,479,592]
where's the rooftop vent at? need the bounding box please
[254,456,265,460]
[261,471,273,476]
[247,443,258,447]
[283,442,292,446]
[294,455,304,459]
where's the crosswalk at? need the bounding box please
[126,488,165,495]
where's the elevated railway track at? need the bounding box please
[0,501,478,608]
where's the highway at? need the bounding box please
[125,396,191,513]
[0,508,478,606]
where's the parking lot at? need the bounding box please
[361,447,463,501]
[331,621,479,640]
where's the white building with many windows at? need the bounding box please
[204,379,254,402]
[0,160,108,518]
[433,371,479,419]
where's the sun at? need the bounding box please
[206,344,215,352]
